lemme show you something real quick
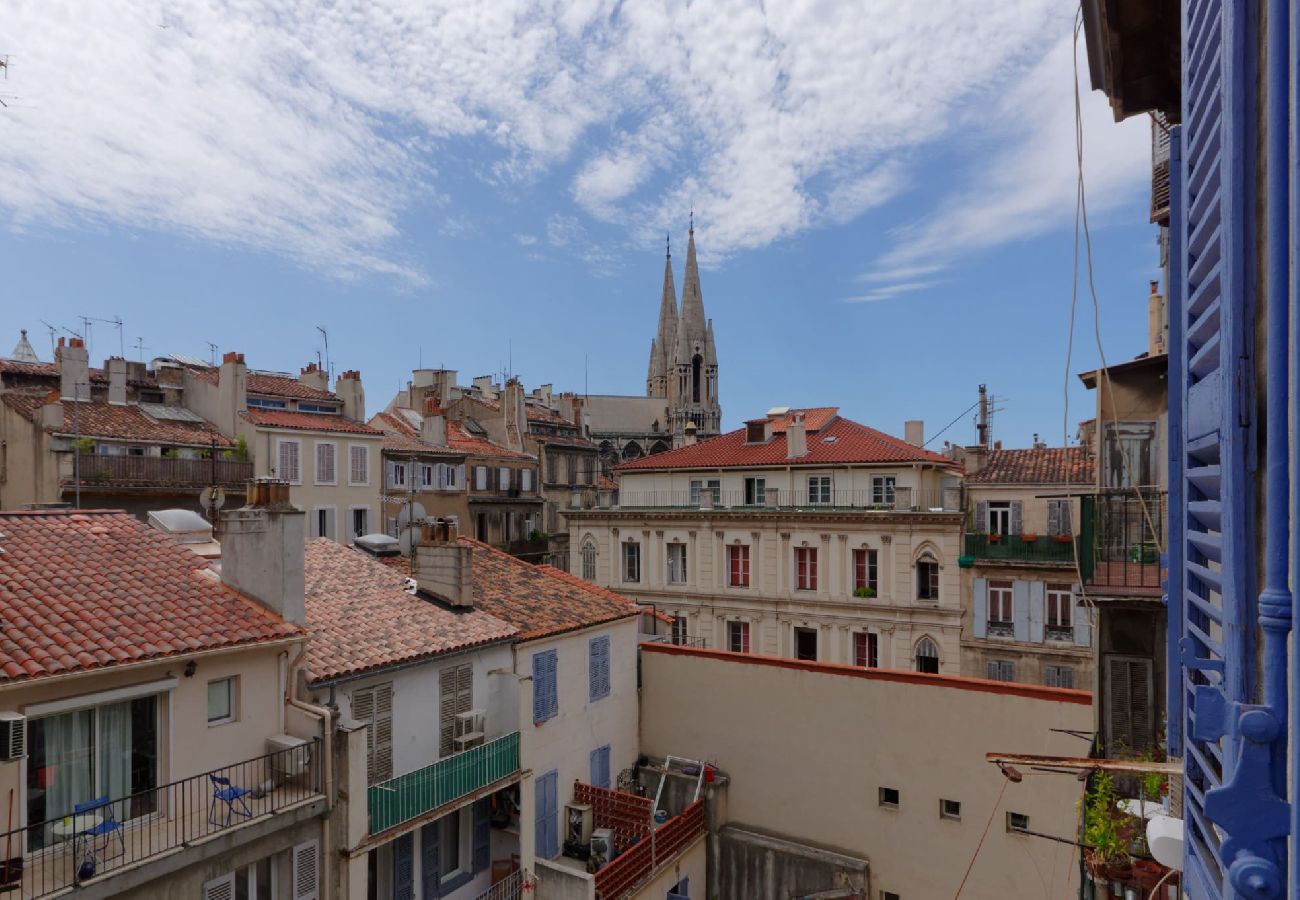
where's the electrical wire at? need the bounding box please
[923,399,982,448]
[952,778,1010,899]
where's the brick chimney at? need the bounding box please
[106,357,128,405]
[40,390,62,430]
[220,479,305,626]
[412,520,474,608]
[904,420,924,447]
[422,395,448,446]
[786,413,808,459]
[335,369,365,421]
[299,362,328,394]
[502,378,527,452]
[56,337,91,402]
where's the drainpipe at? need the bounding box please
[287,643,334,900]
[1288,0,1300,871]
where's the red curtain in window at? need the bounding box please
[853,549,866,590]
[729,545,750,587]
[797,548,818,590]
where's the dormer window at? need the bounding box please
[246,396,287,410]
[297,402,339,414]
[745,420,768,443]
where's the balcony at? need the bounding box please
[69,453,253,489]
[594,798,705,899]
[368,732,520,834]
[617,487,960,513]
[4,740,323,899]
[1083,489,1167,597]
[962,533,1079,565]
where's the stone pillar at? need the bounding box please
[819,533,831,596]
[779,533,791,596]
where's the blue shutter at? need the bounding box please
[667,876,690,900]
[535,771,558,860]
[589,635,611,701]
[971,578,987,639]
[472,799,490,873]
[547,650,559,720]
[420,821,440,899]
[1027,582,1045,644]
[392,833,414,900]
[590,745,611,789]
[1011,581,1030,642]
[532,652,546,724]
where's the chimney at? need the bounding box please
[1147,280,1168,357]
[217,352,248,433]
[786,413,808,459]
[502,378,527,451]
[977,384,989,450]
[904,420,924,447]
[684,421,699,446]
[422,395,448,446]
[335,370,366,421]
[56,337,91,402]
[1032,433,1047,450]
[220,479,305,626]
[106,357,128,405]
[299,362,328,394]
[412,520,474,608]
[40,390,62,430]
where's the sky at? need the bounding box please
[0,1,1158,450]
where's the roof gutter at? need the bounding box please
[286,644,334,900]
[305,636,517,690]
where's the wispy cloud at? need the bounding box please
[843,280,943,303]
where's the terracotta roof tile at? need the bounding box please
[302,540,515,684]
[459,538,639,640]
[447,422,534,460]
[965,447,1094,485]
[246,372,337,401]
[0,360,159,388]
[2,394,232,446]
[615,409,957,472]
[0,510,302,684]
[241,408,383,436]
[369,411,467,456]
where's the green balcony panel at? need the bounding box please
[369,731,520,834]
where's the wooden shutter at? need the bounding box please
[1011,580,1030,642]
[589,636,610,701]
[1105,656,1154,754]
[354,683,393,784]
[392,833,414,900]
[439,664,473,756]
[279,440,299,482]
[1010,501,1023,534]
[473,798,491,873]
[975,500,988,531]
[533,651,557,724]
[535,771,558,860]
[420,821,440,896]
[971,578,987,639]
[1046,500,1062,536]
[350,445,367,484]
[590,745,611,789]
[1072,601,1092,648]
[316,442,335,484]
[292,840,319,900]
[202,874,235,900]
[1027,581,1045,643]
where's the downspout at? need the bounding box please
[1289,0,1300,874]
[287,643,334,900]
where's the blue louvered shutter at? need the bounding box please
[1011,581,1030,642]
[547,650,559,719]
[472,799,490,873]
[1175,0,1264,894]
[533,650,558,724]
[392,832,414,900]
[535,770,559,860]
[589,635,611,701]
[972,578,987,639]
[420,821,439,898]
[667,876,690,900]
[590,745,611,789]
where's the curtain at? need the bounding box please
[30,709,94,849]
[98,701,133,823]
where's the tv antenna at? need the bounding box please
[0,55,15,109]
[134,337,149,362]
[204,341,219,366]
[81,315,125,359]
[316,326,330,379]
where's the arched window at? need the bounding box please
[916,552,940,601]
[621,442,644,461]
[915,637,940,674]
[581,539,597,581]
[692,354,703,402]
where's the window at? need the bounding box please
[871,476,896,506]
[387,461,407,489]
[314,507,336,540]
[1007,812,1030,833]
[439,810,462,881]
[916,555,939,601]
[985,660,1016,682]
[987,501,1012,535]
[207,677,235,724]
[1047,498,1072,536]
[535,770,559,860]
[521,468,534,491]
[1103,421,1157,488]
[744,477,766,505]
[853,632,878,668]
[987,580,1014,636]
[351,507,369,538]
[689,479,720,505]
[588,635,611,702]
[727,621,750,654]
[940,799,962,820]
[878,787,900,808]
[807,475,831,505]
[795,547,818,590]
[581,539,597,581]
[532,650,558,724]
[246,396,287,409]
[498,467,511,490]
[882,894,901,900]
[474,466,488,491]
[728,545,750,587]
[1045,666,1075,689]
[438,664,473,757]
[351,683,393,785]
[622,542,641,583]
[745,421,767,443]
[794,627,818,661]
[420,464,435,489]
[278,439,301,483]
[546,454,558,484]
[1046,585,1074,640]
[314,441,336,485]
[853,548,878,594]
[666,543,688,584]
[590,745,611,789]
[349,444,369,485]
[671,616,688,645]
[915,637,940,674]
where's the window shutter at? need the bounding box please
[202,874,235,900]
[1072,602,1092,648]
[392,832,414,900]
[350,445,368,484]
[456,463,466,488]
[1011,581,1030,642]
[975,500,987,531]
[373,683,393,782]
[985,661,999,681]
[590,745,611,789]
[533,651,557,723]
[589,636,611,701]
[1046,500,1061,536]
[535,771,558,860]
[1027,581,1045,644]
[473,798,491,873]
[316,442,335,484]
[1010,501,1023,534]
[547,651,559,719]
[420,821,440,896]
[972,578,987,639]
[1105,656,1154,754]
[279,441,299,482]
[291,840,320,900]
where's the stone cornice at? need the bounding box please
[565,508,965,528]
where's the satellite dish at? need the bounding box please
[199,486,226,512]
[396,501,427,529]
[399,528,415,558]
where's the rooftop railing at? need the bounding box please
[70,453,252,488]
[963,533,1080,564]
[593,799,705,900]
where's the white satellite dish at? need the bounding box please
[199,486,226,512]
[396,501,427,529]
[399,528,416,558]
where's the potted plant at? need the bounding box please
[853,586,878,599]
[1082,772,1135,881]
[989,533,1002,543]
[1021,533,1038,542]
[1054,533,1074,544]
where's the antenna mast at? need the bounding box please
[316,326,330,380]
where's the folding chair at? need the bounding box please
[207,774,253,827]
[73,796,125,866]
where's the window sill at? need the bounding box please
[207,717,236,728]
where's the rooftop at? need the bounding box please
[246,371,338,402]
[241,408,384,436]
[302,539,515,685]
[2,393,232,446]
[966,446,1095,485]
[0,510,302,684]
[369,410,468,456]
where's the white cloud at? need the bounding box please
[1,0,1103,278]
[843,280,943,303]
[515,233,538,246]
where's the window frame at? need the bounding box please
[1045,665,1076,689]
[666,542,688,585]
[940,799,962,821]
[871,475,896,506]
[313,440,337,486]
[727,620,750,654]
[743,476,766,505]
[807,475,832,505]
[1007,812,1030,833]
[1045,585,1075,640]
[987,580,1014,636]
[795,547,818,591]
[916,555,940,601]
[588,635,611,702]
[348,443,370,486]
[727,544,751,588]
[277,438,302,484]
[853,548,878,593]
[581,539,597,581]
[878,787,900,808]
[622,542,641,583]
[207,676,237,726]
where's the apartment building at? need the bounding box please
[300,536,525,900]
[368,407,471,538]
[567,406,966,673]
[959,444,1096,689]
[0,497,329,899]
[0,337,251,516]
[182,353,386,543]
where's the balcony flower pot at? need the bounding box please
[1054,535,1074,544]
[1021,533,1038,542]
[989,534,1002,544]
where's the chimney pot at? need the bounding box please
[412,522,474,607]
[220,480,305,625]
[904,420,924,447]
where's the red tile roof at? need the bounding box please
[369,410,469,456]
[0,360,158,388]
[474,398,574,427]
[966,447,1094,485]
[2,394,232,446]
[615,409,957,471]
[246,372,338,401]
[459,538,639,640]
[241,408,383,436]
[301,540,515,684]
[0,510,302,683]
[447,421,534,460]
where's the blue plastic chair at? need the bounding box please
[72,796,125,865]
[207,774,253,826]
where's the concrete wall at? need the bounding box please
[639,645,1091,900]
[630,832,706,899]
[616,464,953,504]
[0,406,53,508]
[965,483,1084,534]
[715,826,868,900]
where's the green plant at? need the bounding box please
[1082,772,1129,865]
[233,434,250,463]
[74,437,95,455]
[853,586,877,598]
[528,528,548,542]
[1136,748,1168,802]
[161,447,178,458]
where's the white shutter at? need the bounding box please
[972,578,988,639]
[279,440,300,483]
[292,840,320,900]
[349,445,369,485]
[499,467,511,490]
[522,469,533,491]
[315,442,336,484]
[1027,582,1045,643]
[456,464,466,488]
[203,874,236,900]
[475,466,488,491]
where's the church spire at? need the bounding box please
[674,220,706,361]
[647,237,678,397]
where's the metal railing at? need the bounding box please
[368,732,520,834]
[0,740,322,898]
[475,869,524,900]
[1084,489,1167,593]
[70,453,252,487]
[964,533,1079,564]
[617,488,958,512]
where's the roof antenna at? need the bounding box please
[204,341,219,366]
[316,325,330,380]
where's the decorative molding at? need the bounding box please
[881,535,893,544]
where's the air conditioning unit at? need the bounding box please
[565,802,594,846]
[0,713,25,762]
[590,828,613,866]
[453,710,485,752]
[267,733,310,778]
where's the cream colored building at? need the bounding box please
[568,407,966,673]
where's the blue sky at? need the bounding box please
[1,1,1156,449]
